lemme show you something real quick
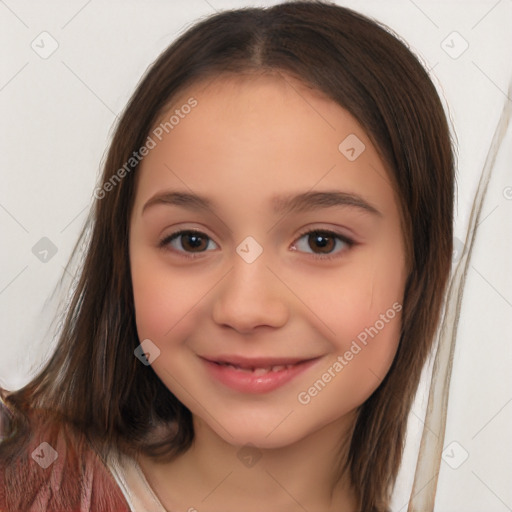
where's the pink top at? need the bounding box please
[0,407,168,512]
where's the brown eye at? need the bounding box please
[180,232,208,251]
[308,232,336,253]
[161,230,217,254]
[292,229,353,258]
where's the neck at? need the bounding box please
[139,412,359,512]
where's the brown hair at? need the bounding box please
[0,2,454,510]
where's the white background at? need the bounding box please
[0,1,511,510]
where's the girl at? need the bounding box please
[0,1,454,511]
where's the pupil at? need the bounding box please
[184,233,206,251]
[309,233,334,253]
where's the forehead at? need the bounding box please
[132,72,398,220]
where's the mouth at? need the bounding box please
[214,362,297,374]
[200,355,322,393]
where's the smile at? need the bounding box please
[216,362,295,374]
[200,355,321,394]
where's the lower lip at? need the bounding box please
[202,358,320,394]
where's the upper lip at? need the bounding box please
[200,355,321,368]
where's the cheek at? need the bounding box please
[295,251,404,346]
[295,279,403,419]
[130,250,210,342]
[296,249,405,403]
[342,265,403,372]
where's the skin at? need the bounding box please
[129,72,408,512]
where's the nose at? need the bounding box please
[212,256,289,333]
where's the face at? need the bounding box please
[129,73,408,449]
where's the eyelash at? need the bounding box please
[158,228,355,261]
[293,228,355,260]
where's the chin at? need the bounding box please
[210,418,311,450]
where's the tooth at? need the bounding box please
[222,363,295,373]
[253,367,271,375]
[226,364,253,373]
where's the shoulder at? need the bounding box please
[0,408,130,512]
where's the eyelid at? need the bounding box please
[159,228,218,259]
[159,226,356,260]
[291,228,355,260]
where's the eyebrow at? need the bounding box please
[142,191,212,214]
[142,190,381,216]
[272,190,381,216]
